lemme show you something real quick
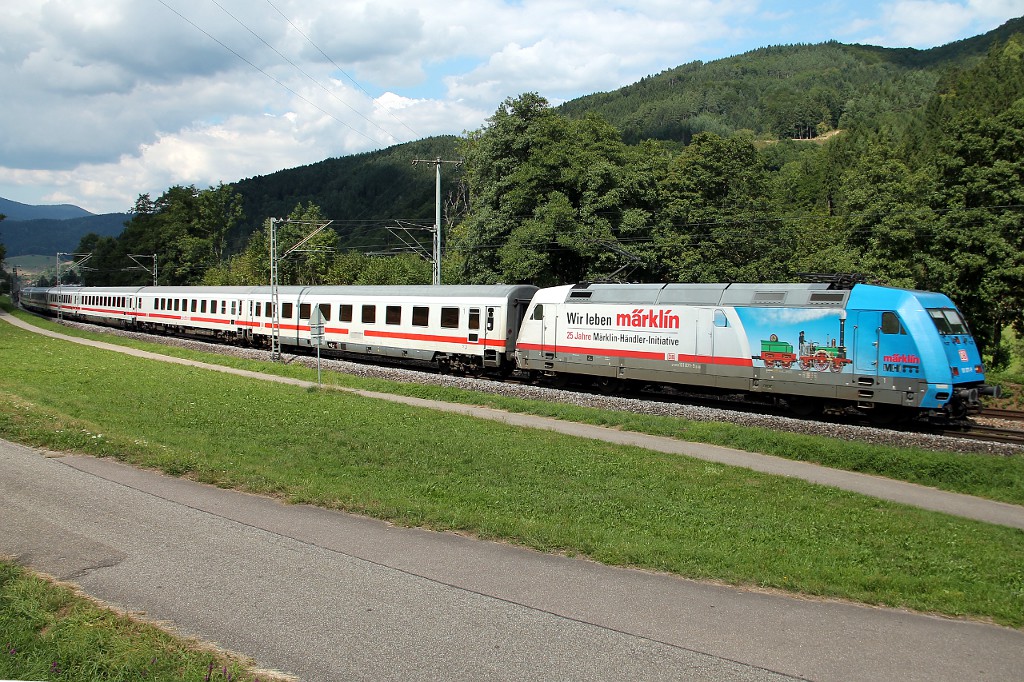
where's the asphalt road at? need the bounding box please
[2,310,1024,680]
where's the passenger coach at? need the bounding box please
[20,284,539,374]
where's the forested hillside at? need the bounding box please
[558,17,1024,144]
[228,135,462,251]
[72,19,1024,362]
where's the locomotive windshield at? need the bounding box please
[927,308,969,335]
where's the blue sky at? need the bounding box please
[1,0,1021,215]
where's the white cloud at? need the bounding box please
[0,0,1021,214]
[855,0,1020,47]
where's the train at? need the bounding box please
[18,280,1001,423]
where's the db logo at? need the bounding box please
[959,349,969,362]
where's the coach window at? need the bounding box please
[362,305,376,324]
[300,303,311,320]
[882,311,906,335]
[199,300,206,313]
[487,308,495,331]
[282,302,293,319]
[254,302,261,317]
[412,306,429,327]
[173,299,180,312]
[265,301,273,317]
[441,307,459,329]
[340,304,352,322]
[386,305,401,325]
[221,301,227,315]
[231,301,237,316]
[468,308,480,330]
[190,300,197,313]
[318,303,331,321]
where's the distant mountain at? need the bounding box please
[0,196,94,221]
[1,212,128,257]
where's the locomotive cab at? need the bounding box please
[847,286,999,420]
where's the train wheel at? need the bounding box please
[830,361,844,372]
[813,352,831,371]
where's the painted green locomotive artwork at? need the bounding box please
[747,311,853,373]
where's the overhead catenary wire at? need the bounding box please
[153,0,380,146]
[262,0,422,141]
[208,0,405,145]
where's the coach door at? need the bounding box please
[536,304,556,359]
[696,308,714,360]
[855,311,881,373]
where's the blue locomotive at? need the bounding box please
[516,281,1000,422]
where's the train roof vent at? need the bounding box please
[752,291,786,304]
[568,290,593,299]
[809,292,847,305]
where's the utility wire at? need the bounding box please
[208,0,401,145]
[154,0,378,145]
[263,0,421,141]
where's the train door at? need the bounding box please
[696,308,714,359]
[540,304,557,358]
[854,311,881,373]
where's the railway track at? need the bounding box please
[978,407,1024,422]
[953,407,1024,447]
[957,424,1024,447]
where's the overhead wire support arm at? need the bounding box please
[269,217,335,362]
[127,253,158,286]
[412,158,462,285]
[55,252,93,322]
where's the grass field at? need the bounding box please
[1,307,1023,633]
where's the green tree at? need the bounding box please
[87,184,244,286]
[0,213,7,295]
[653,132,785,282]
[926,100,1024,353]
[452,93,664,285]
[837,143,939,287]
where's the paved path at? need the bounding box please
[3,310,1024,680]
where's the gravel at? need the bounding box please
[56,319,1024,456]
